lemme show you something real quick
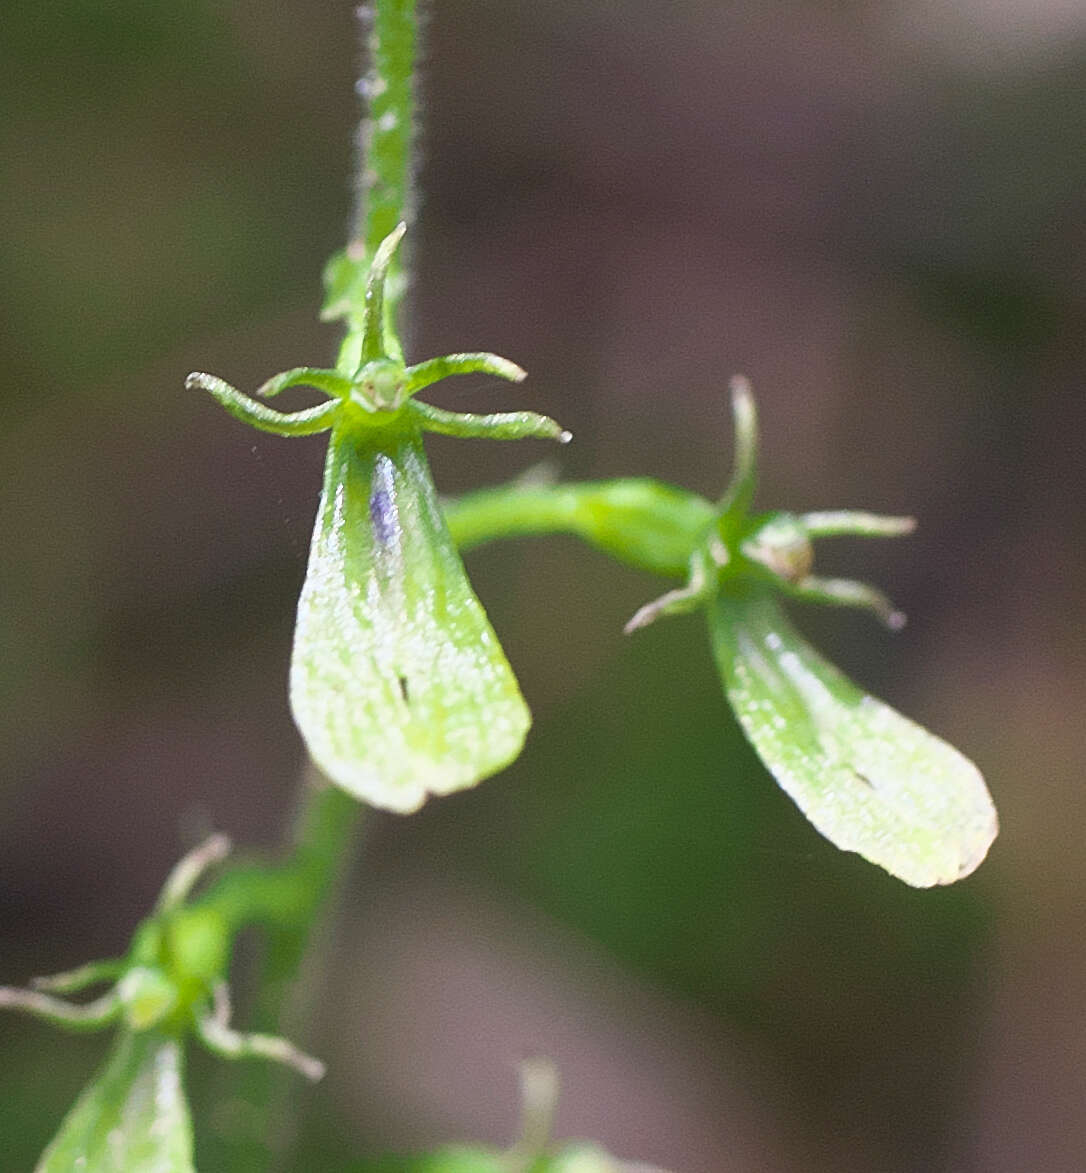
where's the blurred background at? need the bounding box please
[2,1,1084,1169]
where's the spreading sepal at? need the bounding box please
[192,224,569,441]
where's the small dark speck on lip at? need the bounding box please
[398,676,410,703]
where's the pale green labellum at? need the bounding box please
[37,1030,193,1173]
[290,424,531,812]
[709,589,997,887]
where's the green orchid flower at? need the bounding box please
[0,836,322,1172]
[446,378,997,887]
[189,224,569,812]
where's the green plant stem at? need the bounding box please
[240,776,361,1172]
[194,772,360,941]
[348,0,416,347]
[193,768,361,1171]
[355,0,416,250]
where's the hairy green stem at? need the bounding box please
[350,0,417,338]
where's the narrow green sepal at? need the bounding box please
[407,398,571,444]
[784,574,907,630]
[156,832,232,914]
[257,367,352,400]
[0,986,120,1033]
[508,1059,559,1166]
[799,511,917,539]
[404,352,527,394]
[31,960,125,995]
[624,553,713,634]
[360,221,407,363]
[187,373,338,437]
[325,276,409,366]
[194,983,324,1082]
[398,1060,664,1172]
[716,375,759,526]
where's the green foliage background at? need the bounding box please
[2,1,1084,1169]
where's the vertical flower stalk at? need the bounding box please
[325,0,418,365]
[355,0,416,261]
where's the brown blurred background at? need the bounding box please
[2,1,1084,1169]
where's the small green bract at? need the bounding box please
[189,224,569,811]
